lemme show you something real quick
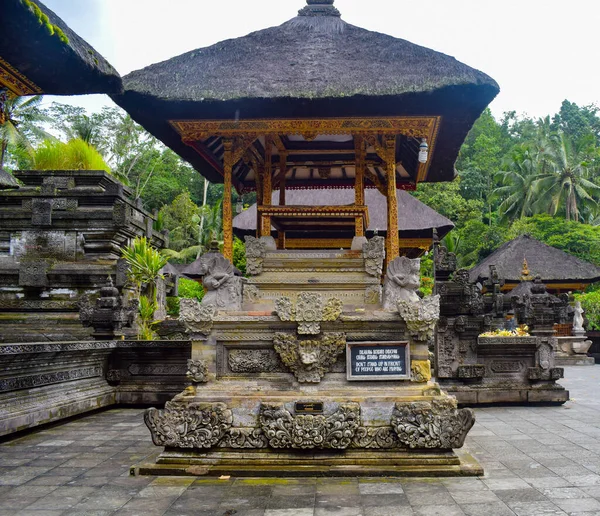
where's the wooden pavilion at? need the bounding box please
[233,188,455,257]
[113,0,499,262]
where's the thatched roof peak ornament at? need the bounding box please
[521,258,533,281]
[299,0,341,17]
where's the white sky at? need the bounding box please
[42,0,600,120]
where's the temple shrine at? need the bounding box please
[111,0,500,476]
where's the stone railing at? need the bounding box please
[0,339,190,437]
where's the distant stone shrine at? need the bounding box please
[434,245,570,404]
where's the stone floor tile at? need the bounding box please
[267,495,316,509]
[406,491,455,505]
[581,485,600,498]
[413,505,465,516]
[314,508,362,516]
[271,484,317,496]
[266,510,314,516]
[542,487,593,499]
[113,495,178,515]
[508,501,568,515]
[450,489,502,504]
[14,511,64,516]
[0,498,41,511]
[484,478,536,491]
[553,498,600,513]
[136,484,190,498]
[358,481,404,494]
[521,477,574,489]
[460,502,516,516]
[360,493,410,507]
[315,494,361,507]
[567,475,600,487]
[365,508,414,516]
[495,489,549,504]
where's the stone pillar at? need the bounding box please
[384,135,399,260]
[222,139,234,262]
[354,136,365,238]
[261,137,273,239]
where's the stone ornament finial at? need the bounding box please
[521,258,533,281]
[299,0,341,17]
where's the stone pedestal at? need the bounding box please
[139,242,482,477]
[555,336,595,366]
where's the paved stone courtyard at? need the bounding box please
[1,365,599,516]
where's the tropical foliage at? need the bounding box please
[32,138,111,173]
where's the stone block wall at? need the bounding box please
[0,170,167,343]
[0,340,190,437]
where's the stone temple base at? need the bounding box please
[135,448,482,478]
[443,383,569,405]
[555,355,595,366]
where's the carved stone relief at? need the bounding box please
[273,332,346,383]
[391,399,475,449]
[179,299,216,335]
[228,349,283,373]
[362,236,385,277]
[275,292,343,335]
[196,252,242,311]
[144,401,233,448]
[259,403,360,449]
[186,359,209,383]
[383,256,421,310]
[397,295,440,342]
[244,236,275,276]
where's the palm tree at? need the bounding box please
[493,145,539,222]
[531,132,600,221]
[1,95,50,169]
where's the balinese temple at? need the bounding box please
[233,188,454,257]
[0,0,121,100]
[469,235,600,293]
[113,0,498,263]
[112,0,501,476]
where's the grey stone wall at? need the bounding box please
[0,339,190,437]
[0,170,167,343]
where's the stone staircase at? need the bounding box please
[243,248,382,310]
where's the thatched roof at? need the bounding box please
[112,0,499,185]
[469,235,600,285]
[233,188,454,239]
[0,169,19,190]
[1,0,121,95]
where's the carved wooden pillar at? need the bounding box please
[261,136,273,238]
[278,151,287,249]
[354,136,365,237]
[222,138,234,262]
[255,161,263,238]
[384,135,399,260]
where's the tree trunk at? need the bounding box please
[197,178,209,259]
[0,140,7,170]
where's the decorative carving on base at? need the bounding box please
[179,299,215,335]
[398,296,441,342]
[245,236,275,275]
[391,399,475,449]
[411,360,432,383]
[273,332,346,383]
[197,252,242,310]
[351,426,400,449]
[220,427,269,449]
[144,401,233,448]
[228,349,283,373]
[363,236,385,277]
[186,359,209,383]
[243,283,260,303]
[259,403,360,449]
[275,292,343,335]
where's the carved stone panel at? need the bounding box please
[273,332,346,383]
[391,399,475,449]
[227,349,284,373]
[259,402,360,449]
[144,401,233,448]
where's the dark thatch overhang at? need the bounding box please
[233,188,454,240]
[0,169,19,189]
[111,0,499,188]
[469,235,600,286]
[0,0,121,96]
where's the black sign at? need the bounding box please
[347,342,409,381]
[295,402,324,414]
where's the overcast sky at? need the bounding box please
[42,0,599,120]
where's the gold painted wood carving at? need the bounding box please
[171,117,439,141]
[0,57,42,96]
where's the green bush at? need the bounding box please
[574,290,600,331]
[166,296,180,317]
[179,277,204,302]
[233,237,246,276]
